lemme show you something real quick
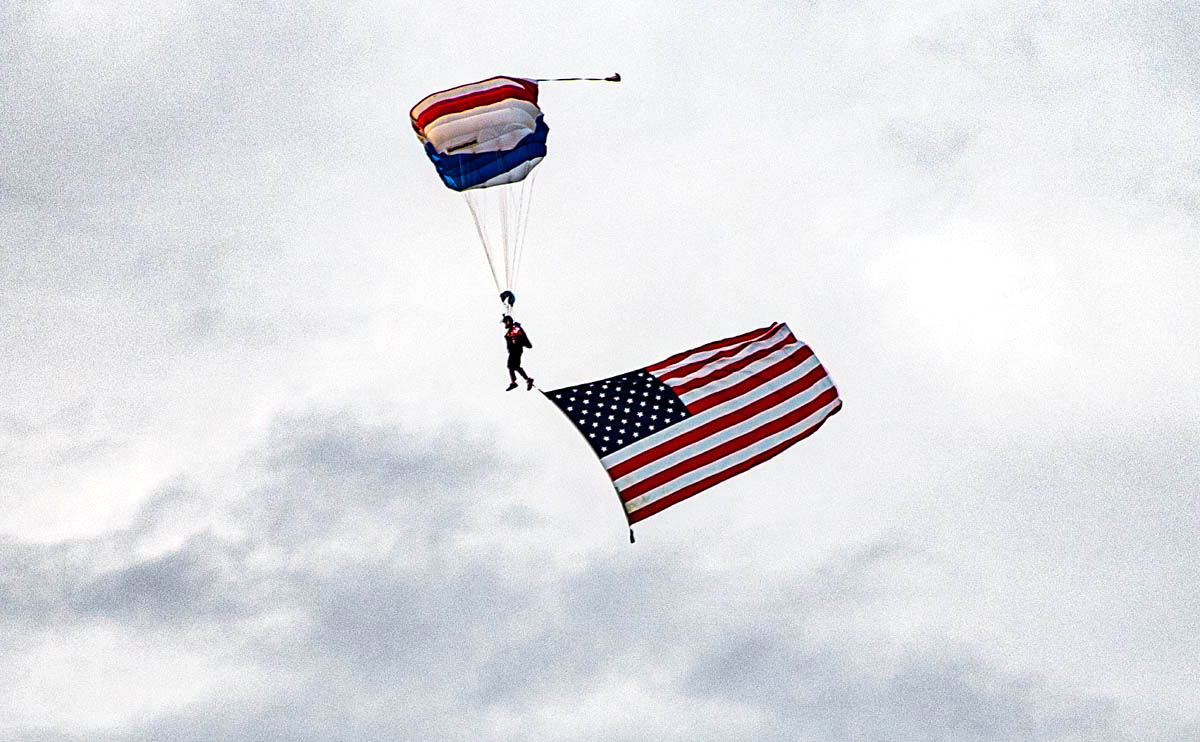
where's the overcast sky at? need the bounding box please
[3,1,1198,740]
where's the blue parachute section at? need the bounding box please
[423,116,549,192]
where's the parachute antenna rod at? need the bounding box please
[532,73,621,82]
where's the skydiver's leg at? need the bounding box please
[507,352,522,390]
[508,350,532,389]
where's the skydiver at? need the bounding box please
[502,314,534,391]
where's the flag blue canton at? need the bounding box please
[546,370,691,457]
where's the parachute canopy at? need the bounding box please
[410,76,548,192]
[412,74,617,310]
[412,76,549,305]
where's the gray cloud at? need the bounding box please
[685,626,1128,742]
[5,408,1167,741]
[20,534,1153,741]
[0,413,486,636]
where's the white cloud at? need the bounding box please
[3,0,1198,739]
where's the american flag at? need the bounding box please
[545,322,842,526]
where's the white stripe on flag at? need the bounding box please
[658,324,793,386]
[622,397,843,514]
[677,340,812,407]
[600,350,823,469]
[609,375,835,491]
[649,324,781,378]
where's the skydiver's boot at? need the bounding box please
[526,377,535,391]
[506,382,518,391]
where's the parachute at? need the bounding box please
[412,74,619,314]
[411,76,547,313]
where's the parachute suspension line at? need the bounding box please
[511,172,535,289]
[511,170,538,290]
[464,191,503,293]
[498,185,513,290]
[512,185,522,288]
[459,152,506,295]
[464,179,535,302]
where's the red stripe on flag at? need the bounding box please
[645,324,779,374]
[618,385,841,503]
[687,344,816,415]
[412,80,539,134]
[626,400,843,524]
[607,362,832,481]
[666,332,798,394]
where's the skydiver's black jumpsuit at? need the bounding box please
[505,322,533,383]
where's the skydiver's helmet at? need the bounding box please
[501,314,514,327]
[499,290,516,312]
